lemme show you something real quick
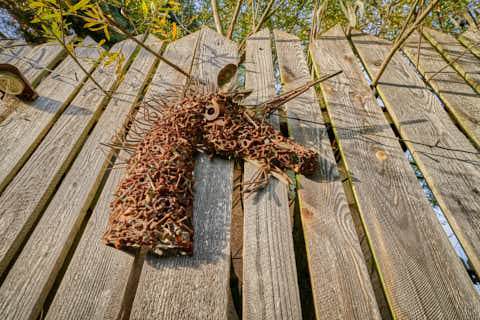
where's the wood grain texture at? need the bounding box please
[458,29,480,60]
[0,41,34,70]
[403,31,480,150]
[314,25,480,319]
[129,27,236,320]
[0,38,67,87]
[353,29,480,277]
[0,37,99,195]
[242,28,301,320]
[43,34,159,320]
[0,38,137,288]
[422,28,480,95]
[275,29,381,320]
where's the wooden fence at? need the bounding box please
[0,25,479,319]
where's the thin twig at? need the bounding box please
[227,0,243,39]
[370,0,440,87]
[49,28,110,97]
[395,0,422,43]
[237,0,283,64]
[103,14,189,77]
[414,0,426,68]
[426,39,480,82]
[211,0,224,35]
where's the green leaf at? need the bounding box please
[29,1,45,9]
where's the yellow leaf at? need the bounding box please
[29,1,45,9]
[141,0,148,16]
[98,39,106,47]
[89,25,105,32]
[104,26,110,40]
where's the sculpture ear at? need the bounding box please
[217,63,238,91]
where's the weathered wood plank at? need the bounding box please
[0,41,33,68]
[0,38,137,287]
[275,29,381,320]
[0,39,67,87]
[0,37,99,194]
[39,34,159,320]
[312,25,480,319]
[422,28,480,95]
[403,31,480,150]
[242,29,301,320]
[129,27,237,320]
[353,29,480,277]
[458,29,480,60]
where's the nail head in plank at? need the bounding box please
[422,27,480,95]
[337,27,480,318]
[42,34,159,320]
[275,29,381,320]
[403,31,480,150]
[353,29,480,278]
[0,37,99,195]
[130,27,236,320]
[0,38,136,289]
[242,28,301,320]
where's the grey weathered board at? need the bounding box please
[242,28,301,320]
[0,37,98,194]
[403,31,480,150]
[0,41,34,69]
[0,39,67,87]
[353,29,480,277]
[275,29,381,319]
[0,38,137,304]
[312,25,480,319]
[458,28,480,60]
[422,28,480,95]
[129,27,236,320]
[44,34,159,320]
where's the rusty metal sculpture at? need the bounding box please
[102,68,341,257]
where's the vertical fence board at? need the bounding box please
[422,28,480,95]
[35,34,158,320]
[352,29,480,277]
[242,28,301,320]
[312,25,480,319]
[458,29,480,60]
[0,39,141,320]
[130,27,236,320]
[403,31,480,150]
[0,37,98,194]
[275,29,381,320]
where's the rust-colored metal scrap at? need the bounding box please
[102,74,339,256]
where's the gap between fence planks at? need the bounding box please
[458,28,480,60]
[275,29,381,320]
[312,25,480,319]
[0,37,98,195]
[422,28,480,95]
[352,29,480,278]
[42,34,159,320]
[403,31,480,150]
[0,37,138,303]
[242,28,301,320]
[129,27,236,320]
